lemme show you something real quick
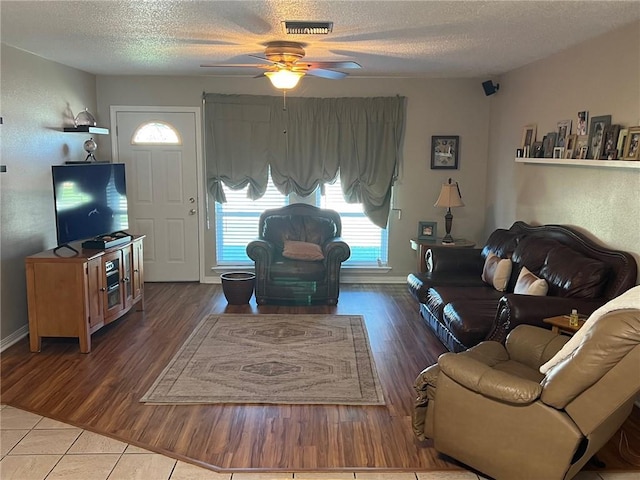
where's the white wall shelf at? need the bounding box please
[64,126,109,135]
[515,157,640,170]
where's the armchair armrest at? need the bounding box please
[438,353,543,404]
[488,294,605,343]
[246,238,275,263]
[323,237,351,264]
[505,325,569,370]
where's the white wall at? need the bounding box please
[487,21,640,279]
[1,45,98,345]
[96,75,491,281]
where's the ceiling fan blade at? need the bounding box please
[306,68,348,80]
[305,61,361,69]
[200,63,270,69]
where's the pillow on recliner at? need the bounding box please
[282,240,325,261]
[481,253,512,291]
[514,266,548,296]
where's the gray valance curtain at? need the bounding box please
[204,93,406,228]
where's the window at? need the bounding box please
[215,174,388,266]
[131,121,181,145]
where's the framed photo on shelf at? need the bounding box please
[542,132,557,158]
[587,115,611,159]
[622,126,640,160]
[553,147,564,159]
[556,119,572,147]
[431,135,459,169]
[601,124,620,160]
[575,135,589,159]
[531,141,544,158]
[617,128,629,160]
[577,111,589,136]
[418,221,438,241]
[521,124,537,149]
[564,134,578,158]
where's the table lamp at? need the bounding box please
[434,178,464,244]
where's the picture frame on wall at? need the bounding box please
[431,135,459,169]
[521,124,537,149]
[587,115,611,159]
[418,221,438,241]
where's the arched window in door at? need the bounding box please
[131,121,182,145]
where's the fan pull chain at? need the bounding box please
[282,90,287,111]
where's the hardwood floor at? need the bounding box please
[1,283,638,473]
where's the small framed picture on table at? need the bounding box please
[418,221,438,241]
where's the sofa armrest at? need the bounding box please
[488,294,605,343]
[323,237,351,264]
[428,247,484,274]
[438,353,543,404]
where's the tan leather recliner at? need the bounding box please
[413,309,640,480]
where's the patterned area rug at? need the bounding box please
[141,314,385,405]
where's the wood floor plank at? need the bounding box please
[1,282,638,473]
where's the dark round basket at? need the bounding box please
[220,272,255,305]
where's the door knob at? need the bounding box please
[189,197,196,203]
[189,209,196,215]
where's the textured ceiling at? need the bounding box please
[1,1,639,78]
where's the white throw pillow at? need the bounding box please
[481,253,512,292]
[514,266,549,296]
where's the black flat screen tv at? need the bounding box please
[52,163,129,246]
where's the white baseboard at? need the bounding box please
[1,325,29,353]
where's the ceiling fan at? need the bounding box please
[200,41,361,89]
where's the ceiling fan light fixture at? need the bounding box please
[282,21,333,35]
[265,70,304,90]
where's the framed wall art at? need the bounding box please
[418,221,438,241]
[431,135,459,169]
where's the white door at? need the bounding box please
[113,109,201,282]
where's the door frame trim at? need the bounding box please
[109,106,205,283]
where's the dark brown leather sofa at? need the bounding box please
[406,221,637,352]
[246,203,350,305]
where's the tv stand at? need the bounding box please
[25,235,145,353]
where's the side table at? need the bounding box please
[410,237,476,273]
[543,315,586,336]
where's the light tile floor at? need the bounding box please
[1,404,636,480]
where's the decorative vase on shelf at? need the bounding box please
[74,108,96,127]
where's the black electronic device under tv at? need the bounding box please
[51,163,129,247]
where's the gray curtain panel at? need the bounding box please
[204,93,406,228]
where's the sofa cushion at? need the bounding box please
[442,299,500,349]
[539,246,609,298]
[511,236,562,275]
[514,266,548,296]
[482,253,512,291]
[481,228,521,259]
[282,240,325,261]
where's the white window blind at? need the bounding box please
[215,175,388,266]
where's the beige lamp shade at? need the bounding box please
[434,180,465,208]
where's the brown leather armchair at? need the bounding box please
[413,308,640,480]
[246,203,350,305]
